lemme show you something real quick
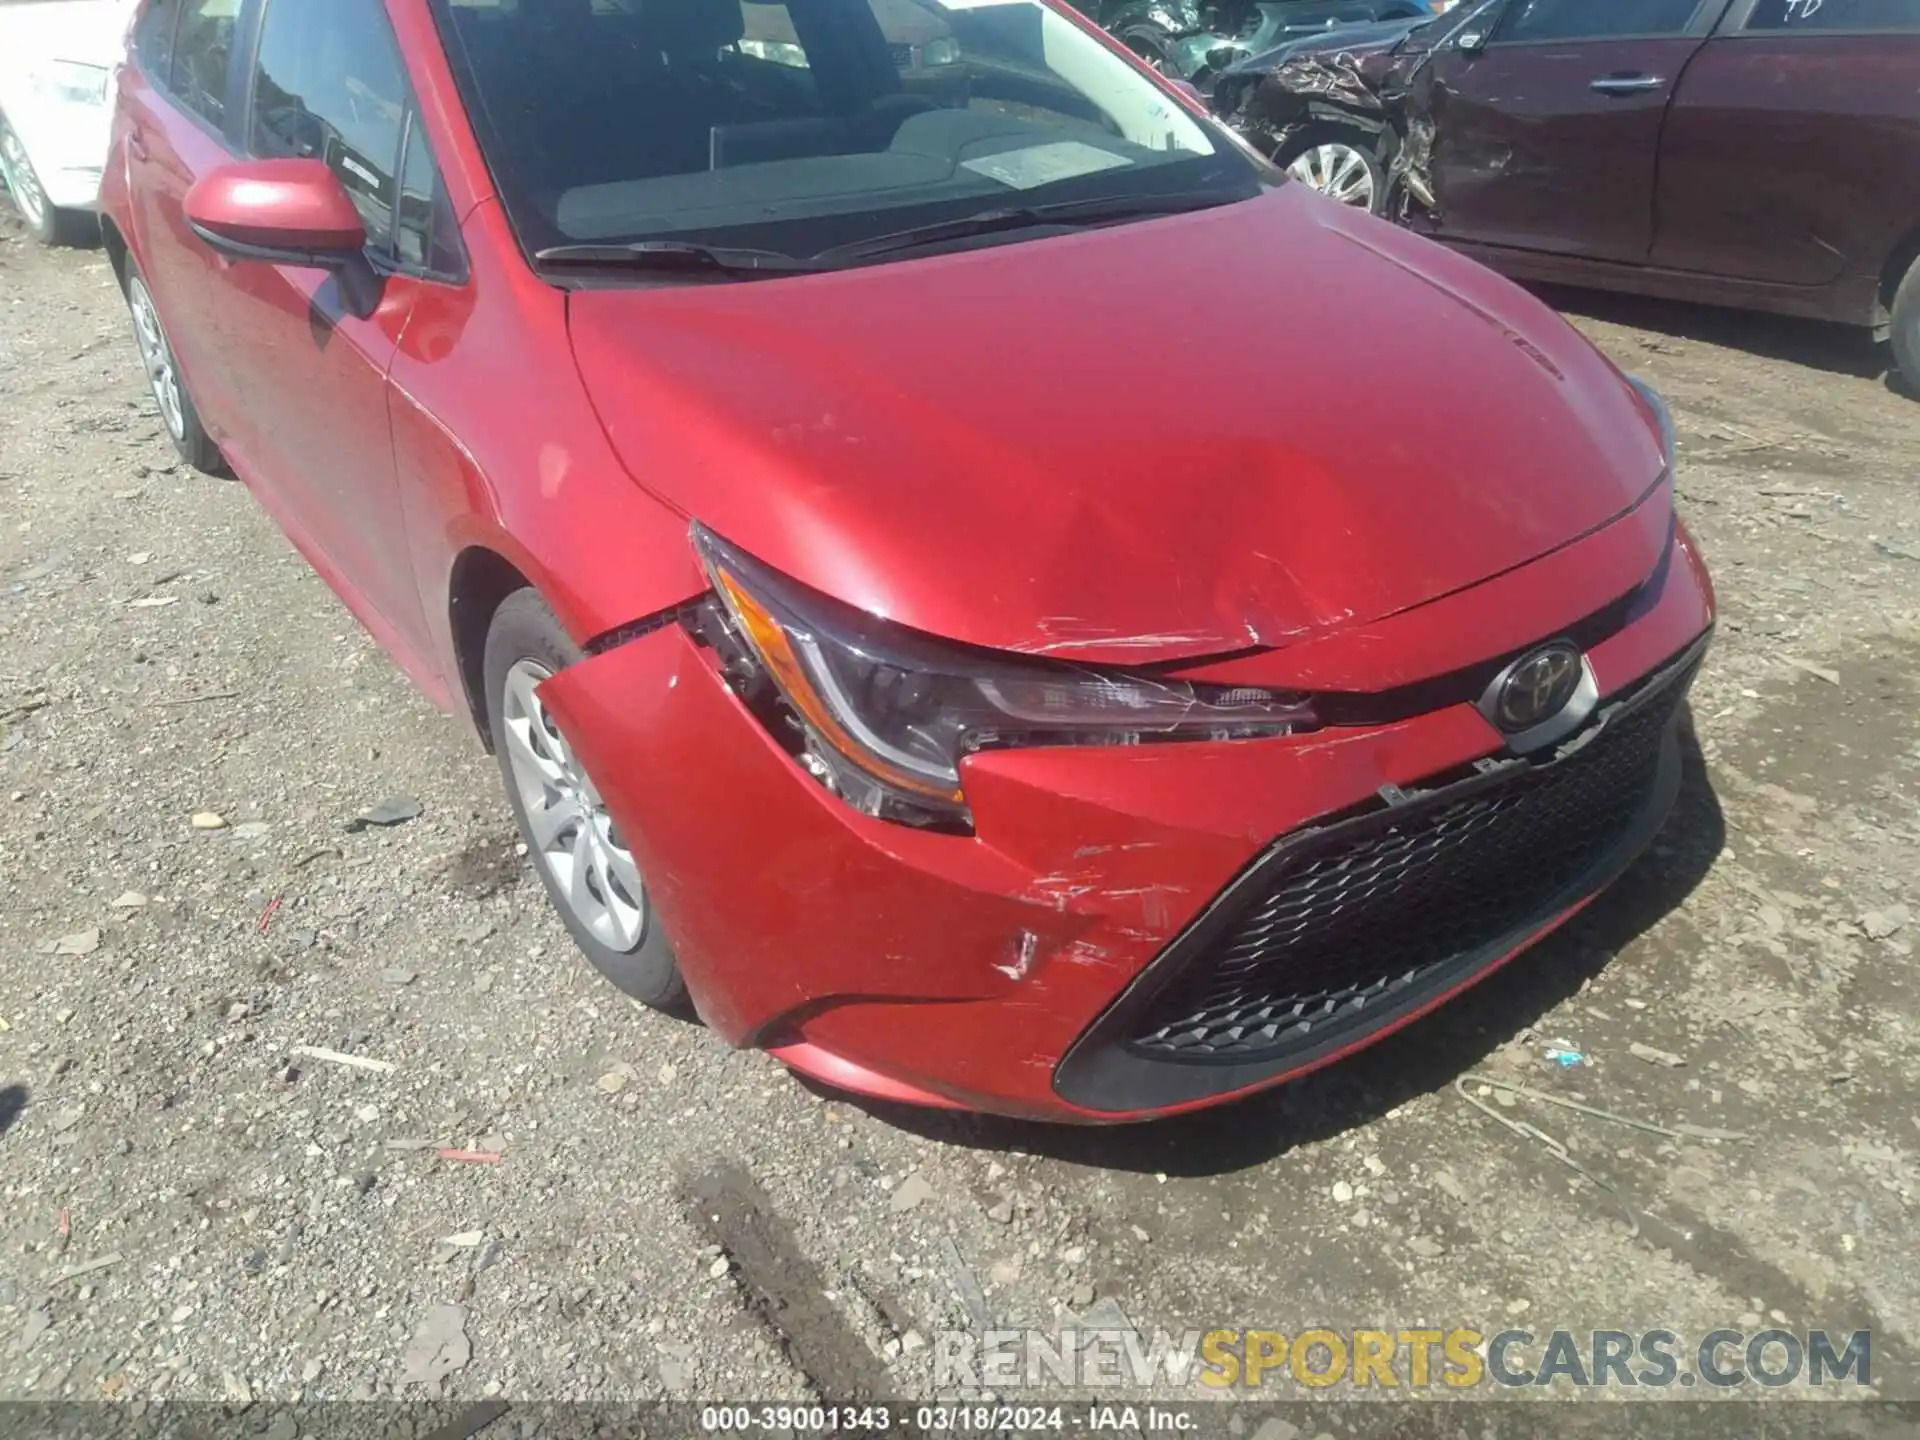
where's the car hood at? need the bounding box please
[567,187,1665,666]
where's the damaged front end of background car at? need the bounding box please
[1095,0,1442,89]
[1209,0,1492,217]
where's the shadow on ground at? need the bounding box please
[853,726,1724,1176]
[1537,283,1893,385]
[0,1084,26,1141]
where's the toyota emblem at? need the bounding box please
[1494,643,1583,732]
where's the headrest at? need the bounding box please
[634,0,747,54]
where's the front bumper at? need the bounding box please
[536,511,1713,1122]
[0,96,110,210]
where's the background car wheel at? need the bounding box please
[0,116,93,247]
[1276,127,1386,214]
[484,587,690,1012]
[1120,26,1175,74]
[1892,253,1920,400]
[121,259,225,474]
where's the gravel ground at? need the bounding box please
[2,206,1918,1417]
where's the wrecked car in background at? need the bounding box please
[1091,0,1451,86]
[1215,0,1920,390]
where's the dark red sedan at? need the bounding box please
[1215,0,1920,388]
[102,0,1712,1121]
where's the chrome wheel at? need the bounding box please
[1285,143,1377,209]
[127,276,186,443]
[501,658,648,954]
[0,124,48,232]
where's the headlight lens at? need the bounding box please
[36,61,111,108]
[693,527,1316,827]
[921,36,962,66]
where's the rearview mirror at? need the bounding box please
[184,159,366,269]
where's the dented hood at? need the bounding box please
[567,187,1665,665]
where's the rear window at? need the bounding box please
[171,0,241,125]
[1746,0,1920,29]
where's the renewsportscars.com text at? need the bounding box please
[934,1327,1873,1391]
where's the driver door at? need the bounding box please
[1422,0,1726,263]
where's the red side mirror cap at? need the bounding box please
[184,158,366,267]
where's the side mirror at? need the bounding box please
[1455,27,1488,52]
[184,159,366,269]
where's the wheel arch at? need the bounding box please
[99,212,131,291]
[1878,222,1920,332]
[448,544,536,748]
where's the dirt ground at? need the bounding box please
[2,201,1918,1422]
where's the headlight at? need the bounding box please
[1625,375,1676,470]
[921,36,962,66]
[35,60,111,108]
[692,527,1316,828]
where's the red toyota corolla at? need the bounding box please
[102,0,1711,1121]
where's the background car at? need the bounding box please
[1216,0,1920,391]
[0,0,136,245]
[1094,0,1447,86]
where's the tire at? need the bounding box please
[0,115,94,247]
[483,588,689,1012]
[1275,125,1387,215]
[121,257,225,474]
[1892,253,1920,399]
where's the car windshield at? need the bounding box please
[429,0,1264,266]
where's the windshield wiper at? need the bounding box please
[811,189,1251,264]
[533,239,827,275]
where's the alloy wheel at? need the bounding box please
[0,125,48,232]
[500,658,649,954]
[1285,143,1377,209]
[126,276,187,443]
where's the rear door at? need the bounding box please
[1650,0,1920,299]
[119,0,247,445]
[1422,0,1724,262]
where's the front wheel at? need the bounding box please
[1276,128,1386,215]
[1891,253,1920,399]
[484,588,689,1011]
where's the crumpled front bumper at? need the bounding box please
[535,513,1713,1122]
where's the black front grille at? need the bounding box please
[1125,661,1693,1064]
[888,41,915,66]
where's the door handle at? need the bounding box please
[1590,74,1665,94]
[126,128,149,161]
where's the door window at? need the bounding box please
[171,0,241,126]
[134,0,180,84]
[393,115,465,277]
[1494,0,1703,41]
[1746,0,1920,29]
[249,0,411,248]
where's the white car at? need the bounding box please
[0,0,134,245]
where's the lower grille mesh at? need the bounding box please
[1126,667,1691,1063]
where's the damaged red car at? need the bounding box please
[102,0,1712,1121]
